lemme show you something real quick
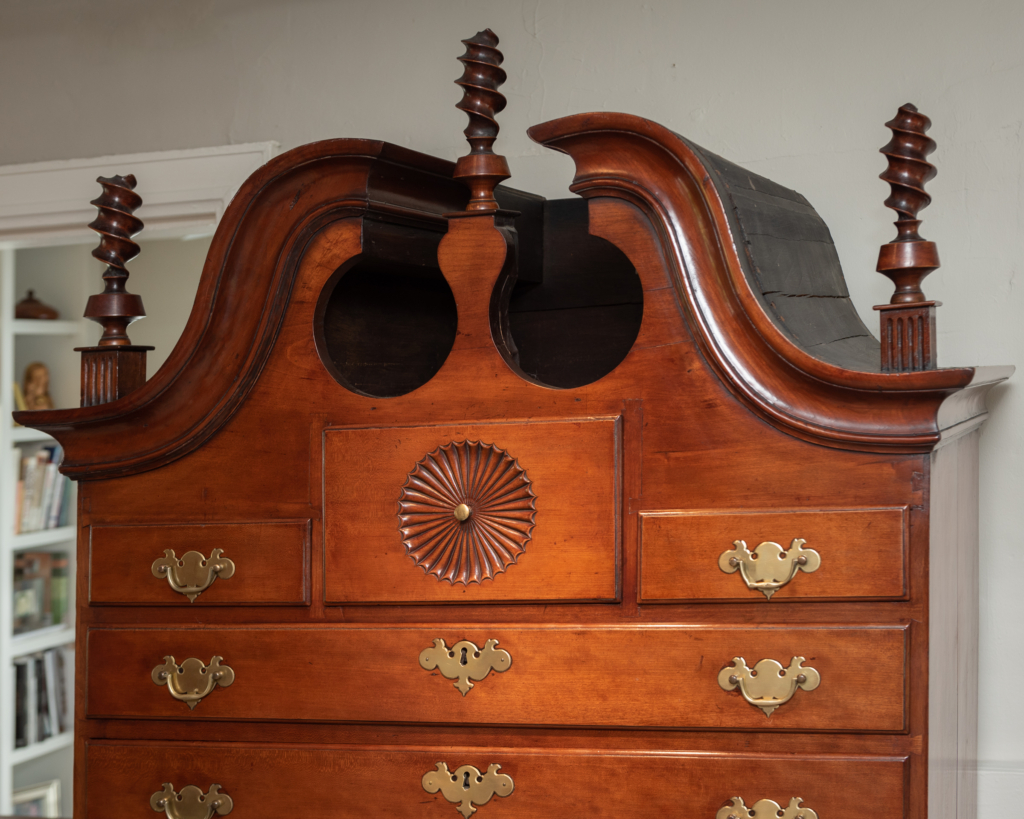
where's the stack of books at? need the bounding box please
[12,551,69,635]
[12,444,71,534]
[13,646,71,748]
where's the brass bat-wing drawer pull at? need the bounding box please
[422,762,514,817]
[718,656,820,717]
[150,783,233,819]
[419,638,512,695]
[152,548,235,601]
[718,539,820,599]
[152,656,235,710]
[718,797,817,819]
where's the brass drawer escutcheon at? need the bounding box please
[718,539,820,599]
[718,656,820,717]
[718,797,817,819]
[152,655,235,710]
[152,548,235,601]
[150,784,233,819]
[422,762,514,817]
[419,638,512,695]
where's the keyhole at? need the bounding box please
[460,647,468,666]
[462,771,471,790]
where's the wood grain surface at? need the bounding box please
[86,624,906,731]
[89,521,309,605]
[324,418,620,604]
[87,741,908,819]
[639,507,907,602]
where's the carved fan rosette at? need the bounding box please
[398,441,537,585]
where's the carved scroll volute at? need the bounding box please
[422,762,514,817]
[717,797,817,819]
[78,174,154,406]
[150,783,233,819]
[873,103,941,372]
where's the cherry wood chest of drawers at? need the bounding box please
[17,31,1010,819]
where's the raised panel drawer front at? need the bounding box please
[89,521,310,605]
[639,508,907,602]
[87,742,908,819]
[323,418,620,604]
[87,625,906,731]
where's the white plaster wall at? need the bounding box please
[2,0,1021,809]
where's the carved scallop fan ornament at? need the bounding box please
[398,441,537,585]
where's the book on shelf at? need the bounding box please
[12,646,71,749]
[12,443,71,534]
[13,550,69,635]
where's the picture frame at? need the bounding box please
[12,778,61,817]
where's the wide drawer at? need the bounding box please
[89,521,310,605]
[639,508,907,602]
[323,418,621,604]
[87,624,906,731]
[88,741,908,819]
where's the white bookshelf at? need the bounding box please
[0,246,80,817]
[0,141,276,817]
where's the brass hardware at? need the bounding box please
[717,797,817,819]
[422,762,514,817]
[454,503,472,522]
[718,656,820,717]
[152,656,235,710]
[151,548,235,602]
[718,538,820,599]
[419,638,512,696]
[150,784,233,819]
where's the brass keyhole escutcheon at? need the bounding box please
[454,503,472,522]
[422,762,514,817]
[420,638,512,696]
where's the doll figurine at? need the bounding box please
[22,362,54,410]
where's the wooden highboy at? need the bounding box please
[16,30,1010,819]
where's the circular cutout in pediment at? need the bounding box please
[398,440,537,585]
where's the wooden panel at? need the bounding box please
[89,521,309,605]
[86,742,908,819]
[639,508,906,602]
[323,418,620,604]
[87,625,906,731]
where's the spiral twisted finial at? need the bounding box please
[876,103,940,304]
[85,174,147,346]
[453,29,511,211]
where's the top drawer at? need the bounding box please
[89,521,310,605]
[324,418,620,604]
[639,508,907,602]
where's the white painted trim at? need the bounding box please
[0,142,279,247]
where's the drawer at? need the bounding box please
[639,508,907,602]
[89,521,310,605]
[89,741,908,819]
[87,624,906,731]
[323,418,620,604]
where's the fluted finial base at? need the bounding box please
[874,301,939,372]
[75,344,154,406]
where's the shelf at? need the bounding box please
[11,319,80,336]
[8,426,54,444]
[9,731,73,767]
[9,526,75,551]
[9,624,74,658]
